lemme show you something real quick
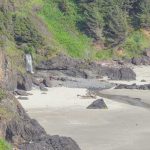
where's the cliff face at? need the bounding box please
[0,51,17,91]
[0,91,81,150]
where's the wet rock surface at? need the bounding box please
[92,90,150,109]
[116,83,150,90]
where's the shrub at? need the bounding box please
[0,89,6,101]
[0,139,12,150]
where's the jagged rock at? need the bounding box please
[39,83,48,91]
[43,77,52,87]
[102,67,136,81]
[87,99,108,109]
[119,68,136,80]
[132,57,142,65]
[15,90,28,96]
[0,92,81,150]
[32,78,41,86]
[0,51,17,91]
[18,97,29,100]
[36,54,136,81]
[132,56,150,65]
[19,135,81,150]
[143,48,150,57]
[115,83,150,90]
[17,75,32,91]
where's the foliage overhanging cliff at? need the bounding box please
[1,0,150,65]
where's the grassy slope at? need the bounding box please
[2,0,150,63]
[31,0,150,60]
[0,139,12,150]
[38,0,92,58]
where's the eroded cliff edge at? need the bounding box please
[0,90,81,150]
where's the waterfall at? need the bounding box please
[25,54,34,74]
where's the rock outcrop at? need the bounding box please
[0,51,17,91]
[0,91,81,150]
[36,54,136,81]
[87,99,108,109]
[116,83,150,90]
[132,56,150,65]
[17,74,32,91]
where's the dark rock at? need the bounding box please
[1,93,81,150]
[15,90,28,96]
[19,135,81,150]
[132,56,150,65]
[115,83,150,90]
[64,69,88,79]
[49,135,81,150]
[17,75,32,91]
[141,80,146,82]
[143,48,150,57]
[36,54,136,81]
[39,83,48,91]
[119,68,136,80]
[18,97,29,100]
[32,78,41,86]
[115,84,137,89]
[102,67,121,80]
[103,67,136,80]
[141,56,150,65]
[132,57,142,65]
[43,77,52,87]
[0,53,17,91]
[87,99,108,109]
[6,119,46,142]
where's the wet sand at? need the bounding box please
[19,66,150,150]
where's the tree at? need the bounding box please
[102,0,129,46]
[139,0,150,28]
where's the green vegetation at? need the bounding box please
[1,0,150,62]
[0,89,6,101]
[123,30,150,58]
[0,139,12,150]
[38,0,92,58]
[95,49,113,60]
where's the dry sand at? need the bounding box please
[18,66,150,150]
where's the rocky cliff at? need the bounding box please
[0,90,81,150]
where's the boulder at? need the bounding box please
[143,49,150,57]
[132,56,150,65]
[39,83,48,91]
[119,68,136,80]
[18,97,29,100]
[19,135,81,150]
[115,83,150,90]
[32,78,41,86]
[15,90,28,96]
[87,99,108,109]
[43,77,52,87]
[17,75,32,91]
[132,57,142,65]
[103,67,136,81]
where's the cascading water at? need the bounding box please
[25,54,34,74]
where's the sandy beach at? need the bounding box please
[18,66,150,150]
